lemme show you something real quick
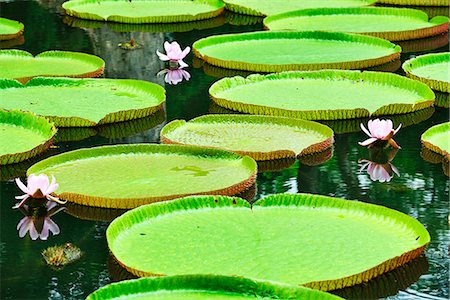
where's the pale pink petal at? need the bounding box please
[358,137,377,147]
[46,194,66,205]
[29,224,39,240]
[18,218,32,238]
[178,59,188,68]
[391,164,400,177]
[156,50,169,61]
[46,218,60,235]
[40,222,50,240]
[157,69,169,77]
[359,161,371,173]
[393,123,402,135]
[46,201,58,210]
[164,41,173,53]
[15,178,30,195]
[15,194,29,200]
[360,123,372,137]
[181,69,191,81]
[43,176,58,195]
[12,196,30,209]
[17,216,29,230]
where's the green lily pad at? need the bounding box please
[107,194,429,290]
[0,50,105,84]
[0,77,165,127]
[264,7,449,41]
[403,52,450,93]
[193,31,401,72]
[27,144,257,209]
[62,0,224,24]
[0,17,24,41]
[209,70,434,120]
[223,0,376,17]
[376,0,448,6]
[161,115,333,161]
[421,122,450,158]
[0,110,57,165]
[87,275,342,299]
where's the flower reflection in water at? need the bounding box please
[359,148,400,183]
[157,68,191,85]
[17,201,65,241]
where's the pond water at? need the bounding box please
[0,1,449,299]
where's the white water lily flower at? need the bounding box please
[359,119,402,148]
[14,174,66,209]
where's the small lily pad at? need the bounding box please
[0,17,24,41]
[62,0,224,24]
[0,77,165,127]
[0,49,105,83]
[421,122,450,158]
[27,144,257,209]
[403,52,450,93]
[0,110,57,165]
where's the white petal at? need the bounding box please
[156,50,169,61]
[178,60,188,68]
[360,123,372,137]
[15,178,30,195]
[358,137,377,147]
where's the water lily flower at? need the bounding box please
[14,174,66,209]
[359,119,401,148]
[157,68,191,85]
[156,41,190,68]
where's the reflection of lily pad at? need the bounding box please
[257,157,297,173]
[27,145,257,209]
[209,71,434,120]
[87,275,342,300]
[0,17,24,41]
[62,0,224,24]
[0,50,105,84]
[0,78,165,127]
[0,35,25,49]
[264,7,449,41]
[403,52,450,92]
[223,11,263,25]
[377,0,448,6]
[0,110,57,165]
[299,147,334,166]
[107,194,429,290]
[434,91,449,108]
[161,115,334,161]
[194,31,401,72]
[108,254,138,282]
[421,122,450,158]
[64,202,126,222]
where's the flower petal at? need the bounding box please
[15,178,30,195]
[178,59,188,68]
[44,175,58,195]
[358,137,377,147]
[46,218,60,235]
[12,196,30,209]
[47,194,66,205]
[393,123,402,135]
[360,123,372,138]
[156,51,169,61]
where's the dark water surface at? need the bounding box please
[0,1,449,299]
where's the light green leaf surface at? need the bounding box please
[0,17,24,40]
[421,122,450,157]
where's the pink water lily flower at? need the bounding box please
[359,119,402,148]
[157,68,191,85]
[14,174,66,209]
[359,159,400,182]
[156,41,190,68]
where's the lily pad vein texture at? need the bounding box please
[222,0,376,17]
[26,144,257,209]
[403,52,450,93]
[62,0,225,24]
[0,110,57,165]
[209,70,435,120]
[421,122,450,159]
[377,0,449,6]
[107,193,430,291]
[0,49,105,84]
[0,17,24,40]
[263,7,450,41]
[161,114,334,161]
[0,77,166,127]
[86,275,343,299]
[193,31,401,72]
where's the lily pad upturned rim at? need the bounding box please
[421,122,450,158]
[376,0,449,6]
[0,49,105,84]
[27,144,257,209]
[193,31,401,72]
[62,0,225,24]
[263,7,450,41]
[0,110,57,165]
[0,17,24,41]
[209,70,435,120]
[86,274,342,300]
[0,77,166,127]
[107,193,430,291]
[402,52,450,93]
[161,114,334,161]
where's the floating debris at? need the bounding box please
[118,37,142,50]
[42,243,82,267]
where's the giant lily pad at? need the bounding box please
[402,52,450,93]
[421,122,450,158]
[87,275,342,299]
[0,77,165,127]
[27,144,257,209]
[161,115,333,161]
[62,0,224,24]
[264,7,449,41]
[376,0,448,6]
[0,50,105,83]
[0,110,57,165]
[223,0,376,17]
[209,70,434,120]
[107,194,429,290]
[0,17,24,41]
[193,31,401,72]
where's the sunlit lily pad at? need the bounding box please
[193,31,401,72]
[209,70,434,120]
[161,115,333,161]
[0,50,105,83]
[421,122,450,158]
[403,52,450,93]
[223,0,376,17]
[0,17,24,40]
[107,194,429,290]
[87,275,342,299]
[62,0,224,24]
[0,110,57,165]
[27,144,257,209]
[376,0,448,6]
[264,7,449,41]
[0,77,165,127]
